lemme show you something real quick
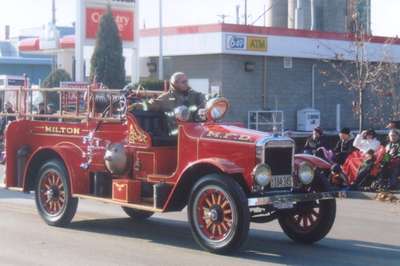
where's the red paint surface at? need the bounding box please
[18,38,40,51]
[86,7,134,41]
[60,35,75,49]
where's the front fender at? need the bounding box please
[295,154,332,170]
[185,158,244,175]
[164,158,245,212]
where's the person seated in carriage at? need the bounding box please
[333,127,354,165]
[379,129,400,190]
[304,127,332,161]
[330,129,383,188]
[386,120,400,130]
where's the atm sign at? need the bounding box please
[247,37,267,52]
[226,35,268,52]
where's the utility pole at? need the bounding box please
[158,0,164,81]
[217,14,229,24]
[244,0,248,25]
[52,0,56,25]
[236,5,240,24]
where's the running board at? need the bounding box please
[2,186,24,192]
[73,194,164,213]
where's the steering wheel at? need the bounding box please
[116,95,128,114]
[99,94,128,118]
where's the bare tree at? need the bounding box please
[323,8,399,131]
[375,59,400,115]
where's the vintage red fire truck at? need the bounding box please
[0,85,337,254]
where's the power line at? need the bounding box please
[251,3,275,26]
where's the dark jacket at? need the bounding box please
[334,138,354,154]
[304,136,326,154]
[147,87,206,113]
[333,138,354,165]
[146,87,206,136]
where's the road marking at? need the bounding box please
[356,243,400,253]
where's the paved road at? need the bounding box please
[0,188,399,266]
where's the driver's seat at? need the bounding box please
[131,110,177,146]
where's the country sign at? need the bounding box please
[86,7,134,41]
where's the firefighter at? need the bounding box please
[142,72,205,113]
[130,72,206,135]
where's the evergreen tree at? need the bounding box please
[42,69,72,88]
[42,69,72,109]
[90,6,126,89]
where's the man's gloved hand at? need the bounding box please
[198,108,207,121]
[128,102,145,111]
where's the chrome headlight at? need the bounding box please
[298,163,314,185]
[252,164,272,187]
[205,97,230,121]
[104,143,129,175]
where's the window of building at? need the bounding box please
[283,57,293,69]
[7,79,25,86]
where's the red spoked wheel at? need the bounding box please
[278,178,336,244]
[195,187,235,241]
[35,160,78,226]
[286,201,322,233]
[188,174,249,254]
[39,171,66,216]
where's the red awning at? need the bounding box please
[18,38,40,51]
[60,35,75,49]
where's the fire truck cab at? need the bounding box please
[0,84,337,254]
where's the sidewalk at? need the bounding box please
[0,165,4,185]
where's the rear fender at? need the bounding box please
[23,144,89,194]
[294,154,332,170]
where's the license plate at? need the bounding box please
[271,175,293,188]
[273,202,294,209]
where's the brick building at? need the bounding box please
[139,23,400,131]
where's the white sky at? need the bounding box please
[0,0,399,38]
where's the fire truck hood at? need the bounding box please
[199,124,271,144]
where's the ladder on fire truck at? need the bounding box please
[0,83,161,122]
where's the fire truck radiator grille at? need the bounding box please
[265,147,293,176]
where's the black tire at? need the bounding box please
[278,176,336,244]
[34,159,78,226]
[121,207,154,220]
[187,174,250,254]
